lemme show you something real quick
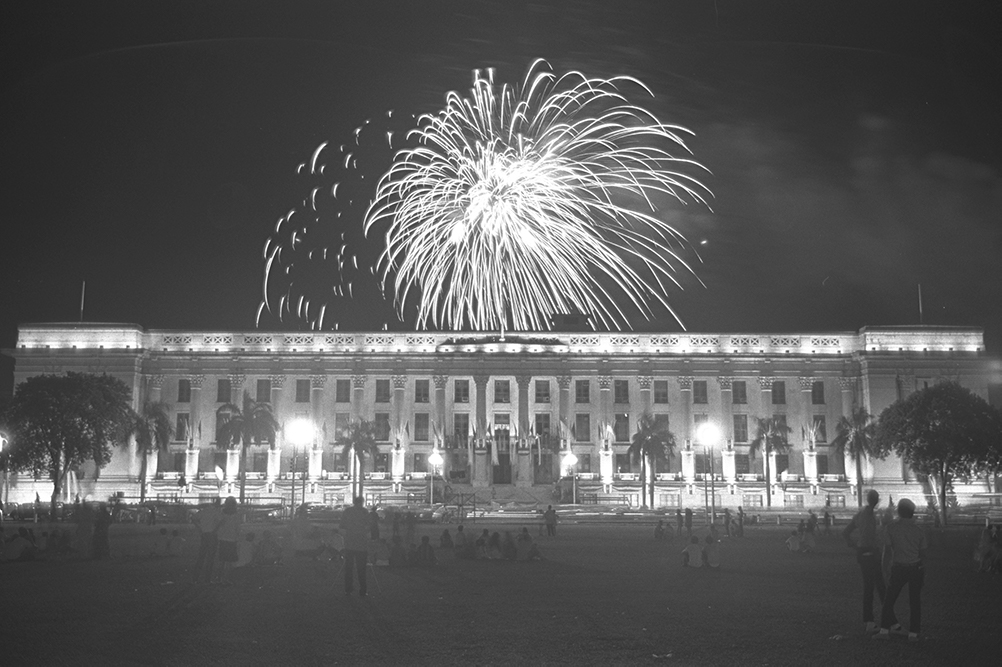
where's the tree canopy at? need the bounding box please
[337,419,379,499]
[831,407,880,507]
[216,392,279,503]
[2,372,134,519]
[628,413,677,509]
[749,416,792,508]
[873,381,1002,525]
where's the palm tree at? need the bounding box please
[128,400,174,504]
[749,416,792,508]
[831,407,878,508]
[216,392,279,504]
[628,413,677,509]
[336,419,380,499]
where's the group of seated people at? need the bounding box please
[1,526,75,561]
[681,535,720,568]
[975,524,1001,574]
[441,525,541,561]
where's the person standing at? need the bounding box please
[723,508,732,537]
[844,489,886,633]
[874,498,927,642]
[684,508,693,538]
[737,506,745,537]
[92,503,112,559]
[676,508,683,536]
[368,506,380,541]
[192,498,221,583]
[544,505,558,537]
[215,496,241,585]
[340,496,369,596]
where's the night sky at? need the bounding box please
[2,1,1001,390]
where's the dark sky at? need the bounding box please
[2,1,1001,379]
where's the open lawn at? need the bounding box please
[2,520,1000,666]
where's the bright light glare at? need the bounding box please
[562,451,579,467]
[428,449,444,467]
[695,422,721,447]
[286,418,315,446]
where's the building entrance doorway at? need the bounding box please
[492,427,512,485]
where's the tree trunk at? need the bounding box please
[239,441,248,504]
[356,453,364,499]
[764,445,772,508]
[49,451,63,522]
[648,454,655,509]
[139,451,148,504]
[939,467,949,527]
[640,456,648,508]
[855,455,864,508]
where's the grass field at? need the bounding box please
[2,519,999,666]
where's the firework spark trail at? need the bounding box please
[257,111,416,330]
[365,59,713,333]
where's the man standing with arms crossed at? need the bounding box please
[341,496,369,596]
[843,489,886,633]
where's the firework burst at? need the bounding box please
[364,59,712,332]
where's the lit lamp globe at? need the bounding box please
[286,418,314,447]
[428,449,444,470]
[695,422,721,448]
[562,450,578,475]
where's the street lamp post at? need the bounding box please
[428,448,444,504]
[562,450,578,504]
[696,422,721,527]
[285,419,314,512]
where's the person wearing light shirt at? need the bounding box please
[874,498,928,642]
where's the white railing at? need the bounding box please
[616,472,638,481]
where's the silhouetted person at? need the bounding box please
[368,507,380,541]
[684,508,693,538]
[340,496,369,596]
[192,498,221,583]
[844,489,886,633]
[92,503,112,559]
[723,508,732,537]
[874,498,927,642]
[544,505,558,537]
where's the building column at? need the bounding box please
[473,373,489,487]
[799,376,815,468]
[557,375,572,484]
[433,373,448,480]
[839,376,855,480]
[716,376,733,480]
[226,373,244,483]
[598,374,612,447]
[351,374,367,422]
[677,376,693,477]
[515,374,532,486]
[391,374,407,484]
[310,375,326,480]
[757,377,774,485]
[638,375,653,413]
[268,376,285,482]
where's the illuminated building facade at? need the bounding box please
[4,322,996,511]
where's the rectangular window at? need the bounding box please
[772,380,786,405]
[653,380,669,404]
[653,413,670,430]
[177,379,191,403]
[574,413,591,442]
[692,380,708,404]
[494,380,510,403]
[732,414,748,443]
[813,415,827,443]
[735,454,750,475]
[216,379,231,403]
[693,413,708,430]
[826,494,846,508]
[615,453,631,473]
[613,379,629,404]
[251,453,268,473]
[414,379,430,403]
[816,454,829,476]
[413,453,427,473]
[171,453,185,472]
[535,413,551,439]
[414,413,429,441]
[175,413,190,441]
[575,380,590,404]
[534,380,551,403]
[578,453,592,473]
[454,379,470,403]
[215,413,229,445]
[334,413,349,440]
[375,453,389,473]
[376,379,391,403]
[374,413,391,441]
[742,494,764,508]
[773,414,788,442]
[812,381,825,405]
[614,413,630,442]
[784,494,805,508]
[257,378,271,404]
[775,454,789,475]
[732,380,747,405]
[335,379,351,403]
[295,379,310,403]
[453,413,470,442]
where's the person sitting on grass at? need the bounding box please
[703,535,720,568]
[407,542,420,566]
[682,536,703,568]
[235,532,257,568]
[487,532,502,559]
[475,529,490,559]
[440,528,454,550]
[516,527,542,561]
[654,520,666,541]
[785,530,802,553]
[2,527,39,562]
